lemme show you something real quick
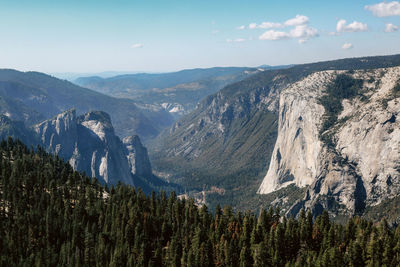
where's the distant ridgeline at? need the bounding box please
[0,69,174,141]
[152,54,400,217]
[74,67,268,118]
[1,138,400,266]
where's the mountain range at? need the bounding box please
[1,56,400,222]
[0,69,173,141]
[151,54,400,220]
[75,67,271,118]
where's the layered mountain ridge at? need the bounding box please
[152,54,400,214]
[75,67,269,118]
[0,69,174,140]
[1,55,400,218]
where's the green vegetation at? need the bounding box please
[151,108,278,210]
[76,67,261,117]
[364,194,400,224]
[2,138,400,266]
[0,115,39,146]
[392,79,400,96]
[318,74,363,148]
[220,54,400,102]
[152,55,400,212]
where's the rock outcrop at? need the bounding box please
[34,109,153,186]
[258,67,400,216]
[123,135,152,177]
[153,55,400,187]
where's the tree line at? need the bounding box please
[1,138,400,266]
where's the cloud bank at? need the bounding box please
[365,1,400,17]
[253,15,318,43]
[336,20,368,32]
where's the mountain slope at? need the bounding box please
[0,108,174,192]
[75,67,265,117]
[152,54,400,210]
[0,115,39,146]
[2,139,399,266]
[34,109,136,186]
[0,69,174,140]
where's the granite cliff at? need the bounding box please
[34,109,152,186]
[151,54,400,211]
[258,67,400,216]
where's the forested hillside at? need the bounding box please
[152,54,400,213]
[1,138,400,266]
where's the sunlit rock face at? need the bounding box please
[34,109,152,185]
[258,67,400,216]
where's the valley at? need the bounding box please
[1,55,400,223]
[3,0,400,265]
[149,54,400,221]
[74,67,269,118]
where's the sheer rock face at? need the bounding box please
[123,135,152,178]
[34,109,152,185]
[258,72,330,195]
[258,67,400,215]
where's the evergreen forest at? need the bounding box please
[1,138,400,266]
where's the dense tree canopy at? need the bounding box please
[1,138,399,266]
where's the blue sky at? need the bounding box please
[0,0,399,73]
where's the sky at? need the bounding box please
[0,0,399,73]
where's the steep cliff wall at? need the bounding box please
[258,67,400,216]
[123,135,152,178]
[34,109,153,186]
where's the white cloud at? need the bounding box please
[259,25,318,41]
[212,30,220,34]
[342,43,353,49]
[336,20,347,32]
[236,25,245,30]
[249,23,257,29]
[337,19,368,32]
[259,22,284,29]
[249,22,283,29]
[385,22,399,32]
[284,15,309,26]
[289,25,318,38]
[248,14,317,43]
[226,38,246,43]
[249,15,309,30]
[365,1,400,17]
[131,43,143,49]
[259,30,289,40]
